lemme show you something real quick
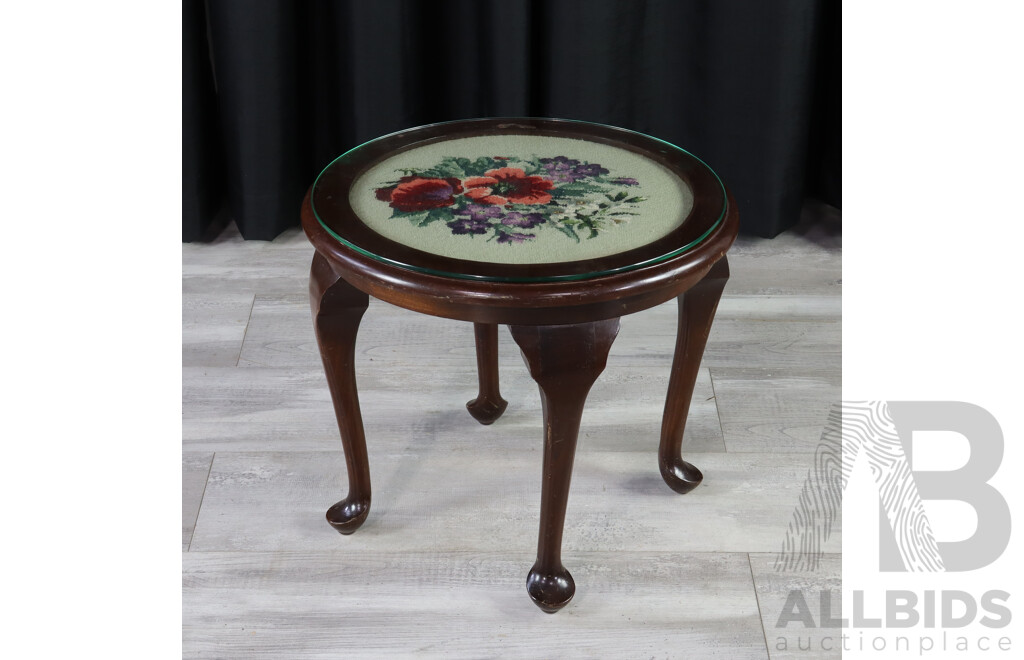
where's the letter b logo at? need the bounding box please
[880,402,1010,571]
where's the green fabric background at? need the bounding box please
[350,135,692,265]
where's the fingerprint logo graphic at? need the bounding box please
[775,401,945,572]
[773,403,843,572]
[842,401,945,571]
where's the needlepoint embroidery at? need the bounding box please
[373,155,646,245]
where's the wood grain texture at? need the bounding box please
[712,368,841,452]
[237,295,475,368]
[706,319,839,370]
[183,365,722,453]
[182,211,840,651]
[715,295,840,320]
[183,550,768,659]
[724,211,841,297]
[182,452,214,550]
[234,294,839,372]
[189,450,839,555]
[182,225,313,296]
[182,294,254,366]
[748,553,842,660]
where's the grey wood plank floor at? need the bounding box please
[183,207,841,658]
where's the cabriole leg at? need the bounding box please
[310,253,372,534]
[466,323,508,424]
[659,257,729,494]
[510,319,620,612]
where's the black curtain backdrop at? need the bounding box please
[183,0,840,242]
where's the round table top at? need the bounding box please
[310,118,728,283]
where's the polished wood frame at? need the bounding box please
[303,119,738,612]
[310,118,727,282]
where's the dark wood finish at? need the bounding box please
[310,118,727,282]
[510,319,620,613]
[302,118,740,612]
[659,257,730,494]
[309,252,372,535]
[301,187,737,326]
[466,323,508,425]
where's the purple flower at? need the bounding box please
[497,232,535,244]
[454,204,503,221]
[539,156,609,182]
[447,217,490,235]
[501,212,546,228]
[611,177,638,186]
[573,163,609,178]
[540,156,580,169]
[539,156,582,183]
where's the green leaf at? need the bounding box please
[418,208,454,226]
[451,157,496,177]
[552,183,606,198]
[624,196,645,203]
[435,161,467,178]
[391,208,424,220]
[554,223,581,243]
[552,182,606,199]
[521,160,545,176]
[578,215,600,239]
[453,157,475,176]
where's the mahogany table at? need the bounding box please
[301,118,738,612]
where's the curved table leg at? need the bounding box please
[659,256,730,494]
[466,323,508,425]
[510,319,620,613]
[310,252,372,534]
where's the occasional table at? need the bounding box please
[301,118,738,612]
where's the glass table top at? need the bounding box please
[311,119,727,283]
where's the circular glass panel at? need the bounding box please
[311,119,726,282]
[349,134,693,265]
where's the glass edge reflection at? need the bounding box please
[310,118,728,284]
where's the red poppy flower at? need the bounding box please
[375,176,464,212]
[463,167,554,205]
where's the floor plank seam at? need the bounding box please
[183,218,841,646]
[182,449,833,456]
[234,296,257,367]
[187,452,216,553]
[182,549,776,557]
[718,317,842,324]
[708,369,728,451]
[747,552,773,660]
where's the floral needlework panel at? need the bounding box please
[349,135,694,265]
